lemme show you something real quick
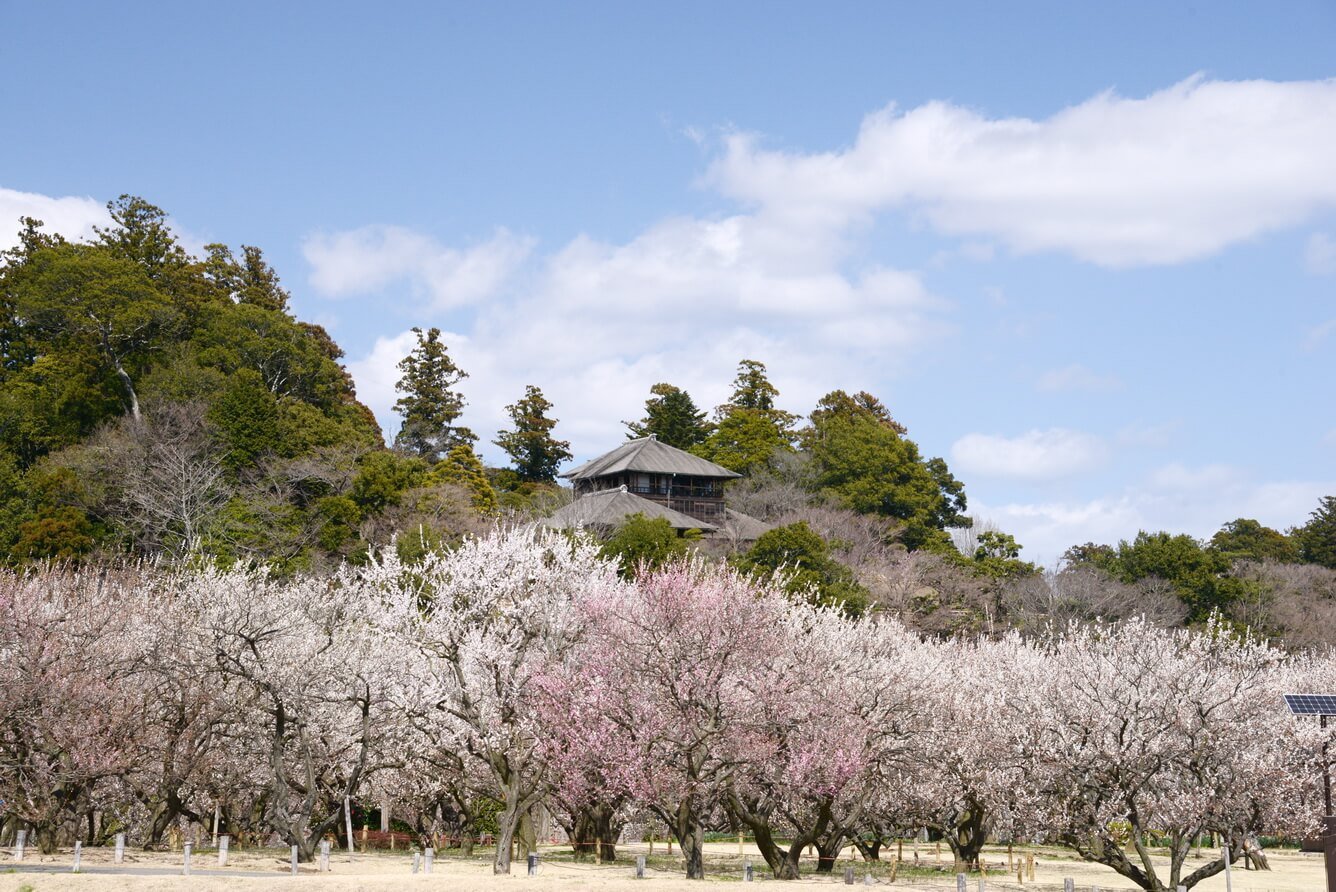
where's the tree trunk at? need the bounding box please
[110,353,141,422]
[852,834,883,862]
[815,835,846,874]
[943,805,987,869]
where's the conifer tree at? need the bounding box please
[494,385,572,483]
[624,383,713,449]
[393,327,475,461]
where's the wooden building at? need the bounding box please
[545,435,769,542]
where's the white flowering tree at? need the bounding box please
[368,526,622,874]
[185,567,399,861]
[1018,618,1321,891]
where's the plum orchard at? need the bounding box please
[0,528,1331,889]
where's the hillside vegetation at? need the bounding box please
[2,196,1333,646]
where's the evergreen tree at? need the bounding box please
[393,327,475,460]
[802,388,969,551]
[624,383,713,449]
[493,385,572,483]
[731,520,868,614]
[1295,495,1336,569]
[698,359,797,474]
[430,444,499,514]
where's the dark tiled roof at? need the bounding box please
[562,436,741,481]
[541,487,718,531]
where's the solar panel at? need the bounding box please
[1282,694,1336,716]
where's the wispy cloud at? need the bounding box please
[1306,232,1336,275]
[1036,363,1122,393]
[951,428,1109,481]
[303,225,533,310]
[0,186,108,249]
[708,76,1336,267]
[976,467,1335,565]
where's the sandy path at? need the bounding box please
[0,842,1324,891]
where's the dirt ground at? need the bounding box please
[0,841,1326,891]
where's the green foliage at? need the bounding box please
[393,326,474,459]
[1208,517,1299,564]
[208,370,282,468]
[493,385,572,483]
[970,530,1037,580]
[351,451,429,514]
[1100,531,1241,621]
[733,521,868,614]
[599,514,691,578]
[1294,496,1336,569]
[625,382,713,449]
[696,359,797,474]
[428,445,499,514]
[14,506,97,561]
[801,389,969,550]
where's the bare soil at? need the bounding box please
[0,841,1325,891]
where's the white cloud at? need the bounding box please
[330,204,953,459]
[1036,363,1122,393]
[708,76,1336,267]
[303,225,533,309]
[0,187,108,250]
[976,467,1335,566]
[1306,232,1336,275]
[951,428,1109,481]
[1306,318,1336,350]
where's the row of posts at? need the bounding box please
[4,832,1227,888]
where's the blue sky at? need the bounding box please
[3,2,1334,563]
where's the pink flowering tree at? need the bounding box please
[368,526,624,875]
[0,566,145,852]
[721,609,931,877]
[1018,617,1321,891]
[542,561,797,879]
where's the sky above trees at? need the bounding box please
[2,2,1334,563]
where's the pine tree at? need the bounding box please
[624,383,713,449]
[494,385,572,483]
[698,359,797,474]
[393,327,475,461]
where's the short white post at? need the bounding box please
[1063,879,1074,892]
[528,852,539,876]
[1222,845,1232,892]
[744,858,753,881]
[957,872,967,892]
[72,840,82,872]
[114,831,125,863]
[13,829,25,861]
[636,854,646,878]
[218,834,229,867]
[978,877,986,891]
[290,844,299,875]
[845,865,856,884]
[183,841,193,875]
[320,838,330,871]
[413,851,421,873]
[425,845,434,873]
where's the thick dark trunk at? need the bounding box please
[944,804,987,868]
[726,792,798,879]
[815,836,845,874]
[852,835,882,861]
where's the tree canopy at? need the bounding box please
[494,385,572,483]
[624,382,712,449]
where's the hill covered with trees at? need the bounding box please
[2,196,1333,647]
